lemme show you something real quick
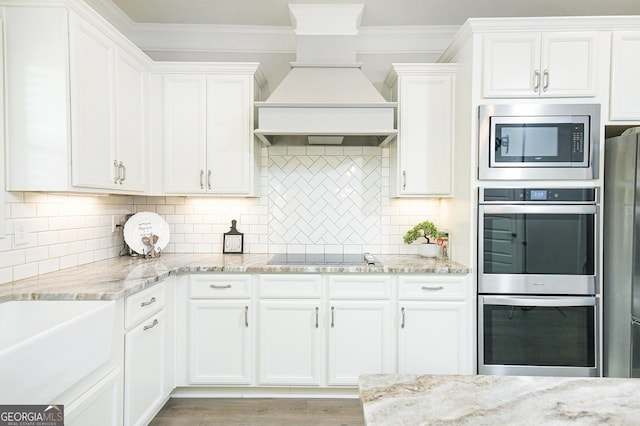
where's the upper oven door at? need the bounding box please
[478,204,598,295]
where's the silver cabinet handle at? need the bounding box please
[331,306,335,328]
[120,161,126,183]
[200,169,204,189]
[113,160,120,184]
[140,296,156,307]
[401,307,406,329]
[245,305,249,328]
[143,318,159,331]
[402,171,407,190]
[315,307,319,328]
[533,69,540,92]
[210,284,232,289]
[421,286,444,291]
[207,169,212,190]
[542,69,549,92]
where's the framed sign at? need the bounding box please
[223,219,244,254]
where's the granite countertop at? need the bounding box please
[0,253,470,303]
[359,374,640,425]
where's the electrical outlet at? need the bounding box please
[14,220,29,246]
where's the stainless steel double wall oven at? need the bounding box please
[477,187,599,376]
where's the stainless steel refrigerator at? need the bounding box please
[603,127,640,377]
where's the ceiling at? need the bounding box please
[111,0,640,26]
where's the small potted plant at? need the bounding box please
[403,220,446,258]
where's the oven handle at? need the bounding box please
[479,205,597,214]
[482,295,596,307]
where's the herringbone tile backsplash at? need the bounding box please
[269,149,382,253]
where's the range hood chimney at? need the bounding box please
[254,4,397,147]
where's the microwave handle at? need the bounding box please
[482,295,596,307]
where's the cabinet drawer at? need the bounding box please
[328,275,392,299]
[258,274,321,298]
[397,275,468,301]
[125,282,166,329]
[190,274,252,298]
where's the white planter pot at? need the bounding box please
[418,244,437,258]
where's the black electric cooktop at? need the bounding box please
[267,253,381,266]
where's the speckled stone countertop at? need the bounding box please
[359,374,640,425]
[0,254,470,302]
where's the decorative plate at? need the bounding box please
[123,212,170,255]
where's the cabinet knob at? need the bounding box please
[200,170,204,189]
[533,69,540,92]
[402,171,407,190]
[401,307,406,329]
[245,305,249,328]
[315,307,319,328]
[207,170,212,190]
[331,306,335,328]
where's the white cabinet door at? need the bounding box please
[483,32,597,98]
[124,310,165,426]
[115,49,147,192]
[610,31,640,120]
[397,301,467,375]
[398,73,454,196]
[189,300,252,385]
[206,75,253,194]
[327,301,393,385]
[540,32,597,97]
[482,33,541,98]
[258,300,322,386]
[69,14,116,189]
[163,75,207,194]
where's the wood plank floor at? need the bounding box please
[149,398,365,426]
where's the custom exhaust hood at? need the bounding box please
[254,4,397,147]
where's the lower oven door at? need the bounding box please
[479,295,599,377]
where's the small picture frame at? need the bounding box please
[223,220,244,254]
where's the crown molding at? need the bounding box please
[74,0,460,56]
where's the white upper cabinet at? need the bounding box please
[69,14,116,190]
[161,66,264,196]
[385,64,456,197]
[482,32,598,98]
[69,14,148,192]
[114,49,148,191]
[4,6,150,193]
[610,32,640,120]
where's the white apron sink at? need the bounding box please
[0,300,116,404]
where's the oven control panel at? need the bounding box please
[481,188,597,203]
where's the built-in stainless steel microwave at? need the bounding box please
[478,104,600,180]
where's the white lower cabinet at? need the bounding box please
[182,272,472,391]
[187,274,254,385]
[189,300,252,384]
[124,282,170,426]
[65,368,123,426]
[327,275,394,386]
[327,301,393,385]
[258,300,323,385]
[397,275,472,375]
[257,274,323,386]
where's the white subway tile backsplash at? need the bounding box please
[0,144,444,286]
